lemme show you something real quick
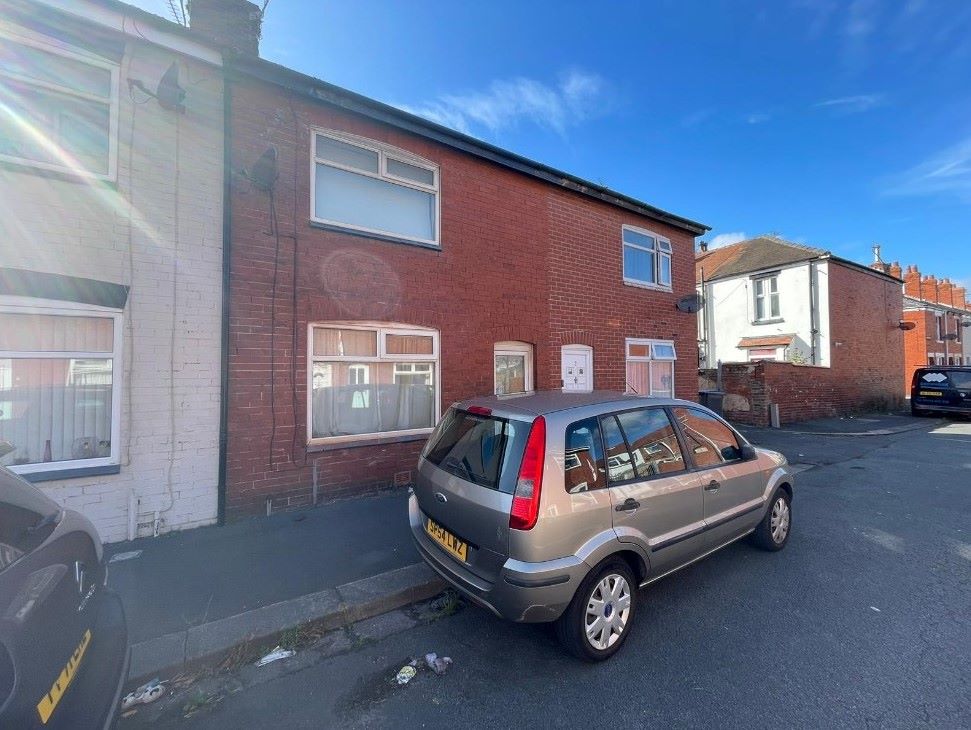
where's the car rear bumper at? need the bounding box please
[912,402,971,414]
[409,494,587,623]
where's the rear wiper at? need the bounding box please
[443,456,475,482]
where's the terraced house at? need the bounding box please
[192,1,710,517]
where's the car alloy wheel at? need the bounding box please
[584,573,631,650]
[770,495,790,544]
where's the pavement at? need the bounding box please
[119,416,971,729]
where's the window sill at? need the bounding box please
[309,220,441,251]
[0,158,117,187]
[306,430,432,452]
[622,279,673,293]
[18,463,121,483]
[751,318,784,326]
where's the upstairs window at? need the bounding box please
[935,314,944,341]
[0,31,117,179]
[622,226,672,288]
[312,131,439,245]
[753,275,780,321]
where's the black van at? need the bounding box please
[910,367,971,417]
[0,450,128,729]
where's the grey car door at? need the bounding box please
[602,408,706,575]
[671,406,765,548]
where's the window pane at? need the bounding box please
[672,407,741,467]
[622,229,655,249]
[311,360,435,437]
[626,360,649,395]
[315,135,378,173]
[385,334,434,355]
[657,239,672,252]
[768,277,778,293]
[755,296,766,320]
[312,328,377,357]
[0,81,110,174]
[4,41,112,97]
[651,343,676,360]
[0,358,112,466]
[495,354,526,395]
[386,157,435,186]
[627,343,650,357]
[659,254,671,286]
[650,361,674,397]
[616,408,685,477]
[600,415,635,483]
[564,417,606,493]
[315,164,436,241]
[0,314,113,352]
[770,293,780,318]
[623,245,655,283]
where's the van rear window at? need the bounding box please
[423,408,527,492]
[919,370,971,389]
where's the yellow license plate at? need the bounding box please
[920,391,943,397]
[425,518,468,562]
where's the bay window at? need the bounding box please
[312,130,439,245]
[0,30,118,179]
[309,323,438,442]
[625,339,676,397]
[0,303,122,475]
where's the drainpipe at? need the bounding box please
[808,259,818,365]
[216,69,233,525]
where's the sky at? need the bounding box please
[131,0,971,286]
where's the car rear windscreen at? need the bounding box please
[422,408,528,493]
[917,370,971,389]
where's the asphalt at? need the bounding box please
[124,417,971,729]
[107,491,415,644]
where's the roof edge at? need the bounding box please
[227,55,710,236]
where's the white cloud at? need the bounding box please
[707,232,748,249]
[397,70,608,136]
[814,93,886,114]
[746,113,771,124]
[882,136,971,201]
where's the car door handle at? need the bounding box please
[704,480,720,492]
[615,498,640,512]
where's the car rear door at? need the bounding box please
[914,369,971,411]
[413,406,531,585]
[671,406,765,548]
[602,407,706,575]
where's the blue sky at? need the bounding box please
[133,0,971,285]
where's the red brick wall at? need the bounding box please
[225,77,699,518]
[721,262,903,426]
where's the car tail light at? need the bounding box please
[510,416,546,531]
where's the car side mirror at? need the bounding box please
[739,444,758,461]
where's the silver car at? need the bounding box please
[409,391,794,661]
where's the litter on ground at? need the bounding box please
[424,652,453,675]
[121,678,165,710]
[395,665,417,685]
[255,646,296,667]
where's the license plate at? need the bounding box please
[919,390,943,397]
[425,518,468,562]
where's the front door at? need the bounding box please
[562,346,593,391]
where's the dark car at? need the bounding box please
[911,366,971,417]
[0,448,128,729]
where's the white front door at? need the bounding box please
[561,346,593,391]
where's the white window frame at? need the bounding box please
[625,338,677,397]
[0,26,119,181]
[752,275,781,322]
[310,129,441,246]
[306,321,439,445]
[622,225,673,290]
[0,296,123,475]
[493,341,534,395]
[935,314,945,342]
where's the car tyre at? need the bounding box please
[555,558,637,662]
[751,489,792,551]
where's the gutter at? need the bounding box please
[225,57,710,236]
[216,71,232,525]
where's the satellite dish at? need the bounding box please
[156,62,186,113]
[676,294,704,313]
[249,148,278,192]
[942,333,959,341]
[897,320,916,331]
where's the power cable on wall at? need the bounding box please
[287,92,302,465]
[267,189,282,467]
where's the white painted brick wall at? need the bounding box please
[0,35,223,542]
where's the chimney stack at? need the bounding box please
[903,264,922,299]
[889,261,902,279]
[939,278,955,308]
[699,241,709,253]
[953,286,968,311]
[189,0,262,56]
